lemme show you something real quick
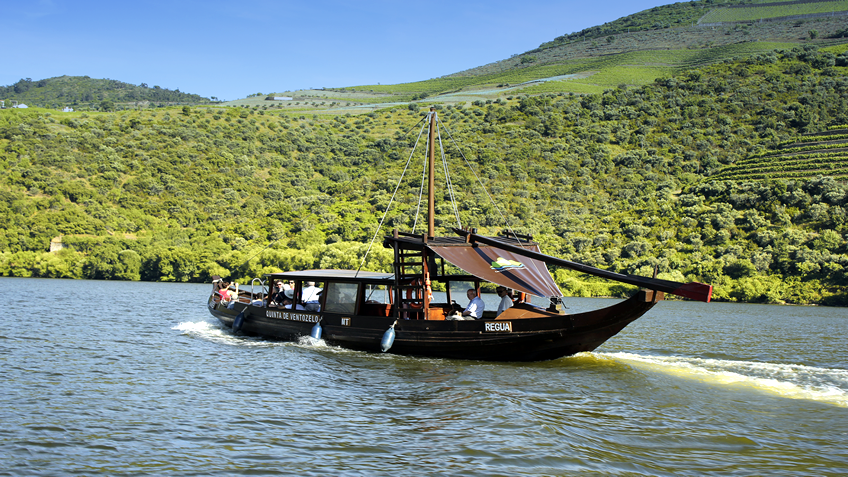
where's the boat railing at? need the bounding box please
[250,278,266,306]
[396,231,424,239]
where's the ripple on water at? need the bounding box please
[2,279,847,476]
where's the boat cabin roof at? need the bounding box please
[383,232,537,251]
[266,269,395,283]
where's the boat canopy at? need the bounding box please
[427,242,563,298]
[266,269,395,283]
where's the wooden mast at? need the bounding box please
[424,107,437,315]
[427,107,436,240]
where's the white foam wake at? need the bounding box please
[602,352,848,408]
[173,319,220,334]
[172,320,283,347]
[173,319,229,341]
[172,320,351,352]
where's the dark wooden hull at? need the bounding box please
[208,291,660,361]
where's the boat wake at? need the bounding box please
[296,335,332,349]
[603,352,848,407]
[172,319,288,347]
[172,320,360,354]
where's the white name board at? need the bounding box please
[266,310,320,323]
[485,321,512,332]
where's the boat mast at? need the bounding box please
[427,107,436,240]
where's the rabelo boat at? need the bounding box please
[207,108,712,361]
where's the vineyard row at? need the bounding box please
[748,141,848,158]
[709,169,848,181]
[733,151,848,167]
[712,161,848,180]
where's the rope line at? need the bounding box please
[440,121,518,240]
[435,119,462,228]
[411,116,431,234]
[439,121,559,296]
[355,109,561,297]
[355,120,429,276]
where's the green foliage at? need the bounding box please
[1,46,847,305]
[0,76,210,110]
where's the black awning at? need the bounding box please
[427,243,563,298]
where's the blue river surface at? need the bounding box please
[1,277,847,476]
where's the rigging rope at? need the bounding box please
[356,109,560,297]
[235,236,283,276]
[439,121,520,242]
[435,120,462,228]
[411,119,430,234]
[439,120,557,295]
[355,120,429,276]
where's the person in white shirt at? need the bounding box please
[462,289,485,319]
[496,286,513,316]
[301,281,322,312]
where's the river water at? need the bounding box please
[2,277,847,476]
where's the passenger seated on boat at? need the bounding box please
[496,287,513,317]
[282,298,305,310]
[269,282,288,307]
[217,281,232,302]
[302,281,322,312]
[336,293,355,314]
[284,288,295,302]
[462,289,485,319]
[302,281,321,301]
[217,282,240,309]
[446,309,470,320]
[271,288,291,307]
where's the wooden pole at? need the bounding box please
[427,107,436,239]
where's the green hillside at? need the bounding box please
[700,1,848,23]
[0,76,212,110]
[539,0,847,46]
[6,0,848,115]
[2,45,847,305]
[231,12,848,114]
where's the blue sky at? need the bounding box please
[3,0,672,101]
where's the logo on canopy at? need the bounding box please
[490,257,525,272]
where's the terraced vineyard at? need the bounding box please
[228,40,802,111]
[517,42,796,95]
[699,0,848,23]
[209,4,848,114]
[710,127,848,181]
